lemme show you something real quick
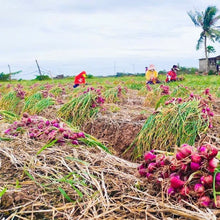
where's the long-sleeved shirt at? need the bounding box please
[74,71,86,84]
[166,70,177,82]
[145,70,158,81]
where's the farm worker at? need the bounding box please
[166,65,179,83]
[73,71,87,88]
[145,64,160,84]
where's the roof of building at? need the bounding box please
[199,55,220,60]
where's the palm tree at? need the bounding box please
[188,6,220,72]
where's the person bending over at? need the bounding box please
[166,65,179,83]
[73,71,87,88]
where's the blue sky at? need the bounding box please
[0,0,220,79]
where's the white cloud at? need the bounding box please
[0,0,220,79]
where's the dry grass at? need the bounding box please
[0,135,218,219]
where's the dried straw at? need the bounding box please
[0,136,218,219]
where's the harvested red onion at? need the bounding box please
[138,168,147,177]
[208,166,215,173]
[191,153,202,163]
[170,176,185,189]
[198,145,208,157]
[176,152,185,160]
[71,140,79,145]
[206,107,210,112]
[198,196,211,207]
[208,146,218,159]
[215,181,220,191]
[180,186,189,196]
[216,173,220,182]
[77,132,85,138]
[209,111,214,117]
[148,162,157,173]
[181,164,188,172]
[27,118,32,124]
[58,127,65,133]
[45,120,50,126]
[4,129,11,134]
[53,123,59,128]
[200,175,213,186]
[214,195,220,208]
[23,112,29,118]
[194,183,205,196]
[190,162,200,171]
[167,187,175,196]
[146,173,154,181]
[137,164,145,170]
[144,152,156,161]
[208,158,219,169]
[170,164,177,172]
[179,144,192,157]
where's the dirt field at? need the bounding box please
[1,88,220,219]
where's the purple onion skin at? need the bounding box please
[216,173,220,182]
[190,162,200,171]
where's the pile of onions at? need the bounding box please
[138,143,220,208]
[4,113,85,145]
[160,85,170,95]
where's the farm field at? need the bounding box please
[0,74,220,219]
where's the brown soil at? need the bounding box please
[83,89,154,158]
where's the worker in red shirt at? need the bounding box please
[73,71,87,88]
[166,65,179,83]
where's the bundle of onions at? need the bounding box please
[137,143,220,208]
[4,113,85,146]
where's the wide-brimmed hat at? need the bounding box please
[148,64,155,70]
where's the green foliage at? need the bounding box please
[0,71,22,81]
[207,45,216,55]
[37,139,58,155]
[35,75,51,81]
[0,187,7,198]
[0,72,10,81]
[208,70,215,75]
[103,86,126,103]
[22,92,55,114]
[49,87,63,97]
[0,91,21,113]
[57,90,101,127]
[0,110,19,123]
[179,66,198,74]
[23,92,43,112]
[31,98,55,114]
[86,74,94,79]
[128,100,209,160]
[158,70,167,74]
